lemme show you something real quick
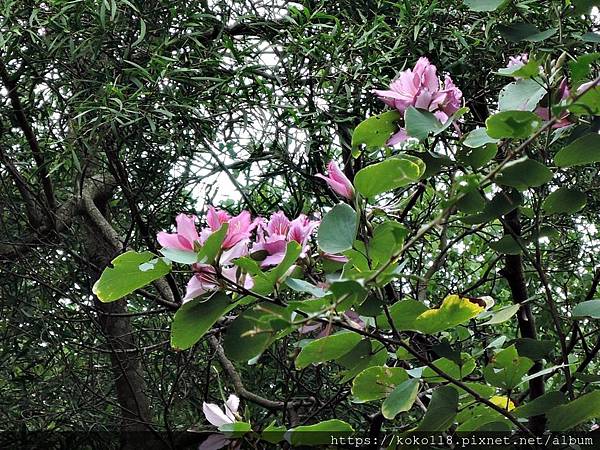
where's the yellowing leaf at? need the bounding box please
[490,395,516,411]
[414,295,485,334]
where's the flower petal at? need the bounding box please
[225,394,240,419]
[202,402,232,427]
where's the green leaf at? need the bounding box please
[554,134,600,167]
[569,53,600,83]
[351,111,401,152]
[486,111,542,139]
[92,251,171,302]
[354,157,423,198]
[461,190,523,224]
[547,391,600,431]
[542,188,587,214]
[261,421,287,444]
[132,18,146,47]
[338,340,388,383]
[287,419,354,446]
[159,248,198,264]
[198,223,228,265]
[457,143,498,169]
[456,402,511,432]
[572,300,600,319]
[489,235,524,255]
[376,299,428,331]
[318,204,357,254]
[219,421,252,437]
[295,332,362,369]
[495,157,553,190]
[422,354,476,383]
[368,221,408,266]
[170,293,235,350]
[463,128,499,148]
[514,338,555,360]
[456,190,486,214]
[420,151,453,177]
[483,345,534,390]
[329,279,367,311]
[497,23,557,42]
[405,107,442,140]
[464,0,509,11]
[416,385,459,431]
[569,86,600,115]
[581,32,600,43]
[513,392,567,418]
[351,366,409,403]
[498,79,547,112]
[414,295,485,334]
[285,278,327,298]
[483,304,520,325]
[381,378,420,420]
[223,303,289,361]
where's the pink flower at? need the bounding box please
[157,214,199,252]
[289,214,320,250]
[507,53,529,70]
[252,211,319,267]
[223,210,255,249]
[199,207,257,250]
[373,57,463,144]
[183,263,254,302]
[202,394,240,427]
[207,206,231,231]
[315,162,354,199]
[535,78,572,129]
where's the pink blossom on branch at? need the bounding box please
[372,57,463,144]
[182,236,254,302]
[252,211,319,267]
[200,207,257,250]
[156,213,200,252]
[315,161,354,199]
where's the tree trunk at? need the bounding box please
[501,208,546,434]
[79,175,159,448]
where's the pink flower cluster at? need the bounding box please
[373,57,463,145]
[157,207,322,302]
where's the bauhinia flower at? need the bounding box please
[315,161,354,199]
[535,78,571,128]
[157,213,200,252]
[373,57,463,144]
[183,263,254,302]
[506,53,529,70]
[200,207,257,250]
[203,394,240,427]
[253,211,319,267]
